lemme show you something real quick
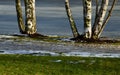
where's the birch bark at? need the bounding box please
[15,0,26,34]
[92,0,109,39]
[65,0,79,38]
[24,0,37,35]
[98,0,117,37]
[83,0,92,38]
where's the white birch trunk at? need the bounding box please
[15,0,26,34]
[25,0,37,35]
[65,0,79,38]
[92,0,109,39]
[98,0,117,37]
[83,0,92,38]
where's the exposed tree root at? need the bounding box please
[12,33,47,39]
[28,33,47,38]
[70,35,120,43]
[11,33,120,44]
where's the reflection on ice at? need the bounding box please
[0,50,120,58]
[0,35,15,38]
[0,50,59,56]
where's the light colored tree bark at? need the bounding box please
[65,0,79,38]
[15,0,26,34]
[92,0,109,39]
[65,0,116,41]
[24,0,37,35]
[94,0,99,23]
[83,0,92,39]
[98,0,117,37]
[64,0,117,41]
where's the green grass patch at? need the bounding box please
[0,55,120,75]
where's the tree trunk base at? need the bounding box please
[70,34,100,43]
[28,33,47,38]
[70,35,119,43]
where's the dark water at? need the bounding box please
[0,0,120,38]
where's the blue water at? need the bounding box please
[0,0,120,38]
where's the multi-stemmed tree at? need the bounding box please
[65,0,117,40]
[15,0,43,37]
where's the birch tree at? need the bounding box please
[83,0,92,39]
[15,0,26,34]
[65,0,117,40]
[16,0,43,37]
[65,0,80,38]
[92,0,109,39]
[24,0,37,35]
[94,0,117,39]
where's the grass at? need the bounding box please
[0,55,120,75]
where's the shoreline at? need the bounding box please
[0,34,120,57]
